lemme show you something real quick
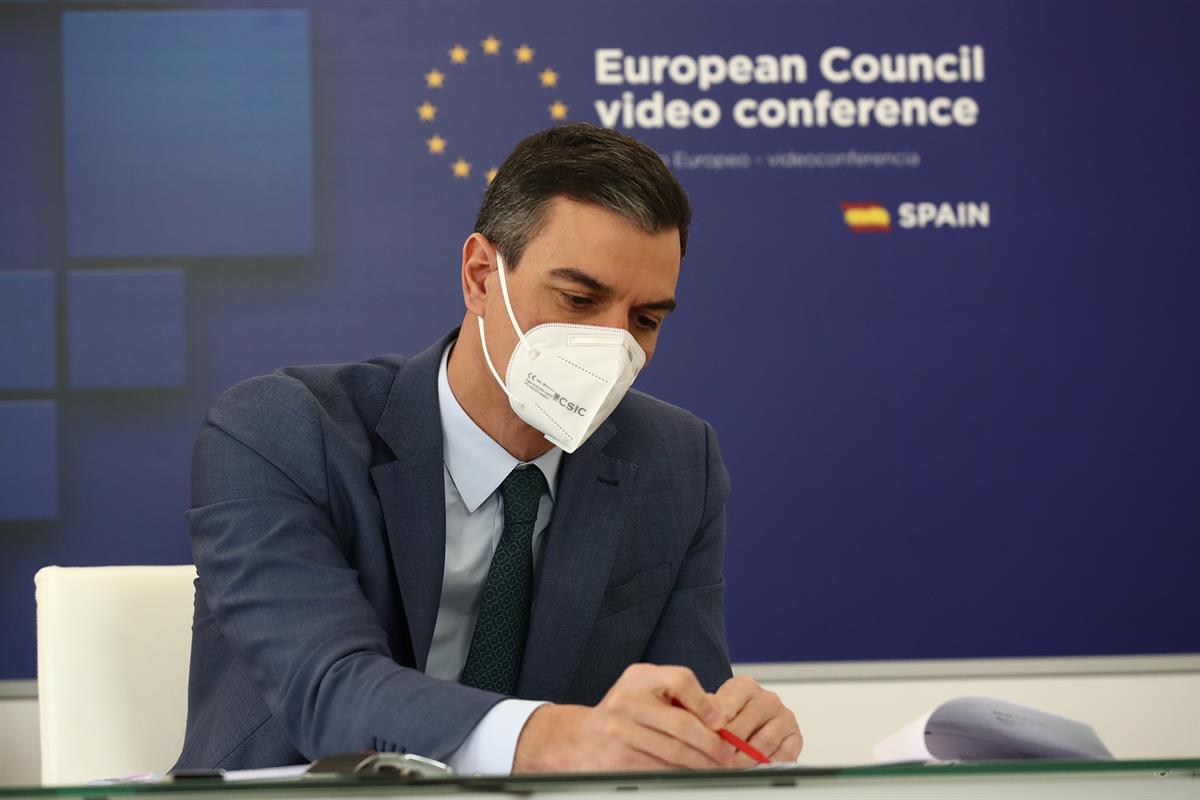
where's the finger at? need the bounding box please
[745,714,796,762]
[623,717,731,770]
[728,748,760,769]
[632,703,733,767]
[715,675,759,719]
[724,689,781,741]
[655,666,725,729]
[769,730,804,763]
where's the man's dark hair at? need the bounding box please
[475,123,691,268]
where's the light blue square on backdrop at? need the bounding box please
[62,10,313,258]
[0,401,58,521]
[0,272,55,390]
[68,269,186,388]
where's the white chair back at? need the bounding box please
[35,565,197,785]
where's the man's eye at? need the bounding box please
[561,292,594,308]
[636,315,660,331]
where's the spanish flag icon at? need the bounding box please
[841,202,891,232]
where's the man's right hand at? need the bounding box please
[511,664,738,773]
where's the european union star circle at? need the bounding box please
[418,35,570,185]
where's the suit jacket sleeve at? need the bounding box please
[188,373,504,761]
[641,419,735,692]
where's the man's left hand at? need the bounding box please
[714,675,803,765]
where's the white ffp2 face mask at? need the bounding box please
[477,252,647,453]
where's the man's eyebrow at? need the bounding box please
[638,297,677,313]
[548,266,677,313]
[548,267,613,295]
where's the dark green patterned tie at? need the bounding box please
[459,465,547,695]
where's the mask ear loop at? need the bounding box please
[493,252,539,359]
[476,316,512,401]
[476,250,534,409]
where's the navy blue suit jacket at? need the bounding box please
[175,330,733,769]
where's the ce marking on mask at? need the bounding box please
[523,373,589,416]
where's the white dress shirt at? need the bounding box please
[429,341,560,774]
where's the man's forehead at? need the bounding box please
[517,198,682,297]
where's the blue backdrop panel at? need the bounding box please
[0,401,58,521]
[0,272,55,390]
[0,0,1197,680]
[61,10,313,258]
[0,9,59,270]
[68,269,186,389]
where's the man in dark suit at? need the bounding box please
[176,124,801,774]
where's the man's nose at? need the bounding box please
[595,306,632,332]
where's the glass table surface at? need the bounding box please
[1,758,1197,799]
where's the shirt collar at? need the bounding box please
[438,339,562,513]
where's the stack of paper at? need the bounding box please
[872,696,1113,763]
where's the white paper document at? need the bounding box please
[872,696,1113,763]
[222,764,310,782]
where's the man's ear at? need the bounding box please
[461,233,497,317]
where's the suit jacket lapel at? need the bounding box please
[369,331,457,673]
[518,421,637,701]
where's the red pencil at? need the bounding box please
[717,727,770,765]
[671,698,770,765]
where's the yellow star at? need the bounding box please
[452,158,471,178]
[425,68,445,89]
[426,134,447,155]
[449,44,469,64]
[548,100,569,120]
[416,101,437,122]
[538,67,559,88]
[515,44,535,64]
[481,35,501,55]
[485,167,499,184]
